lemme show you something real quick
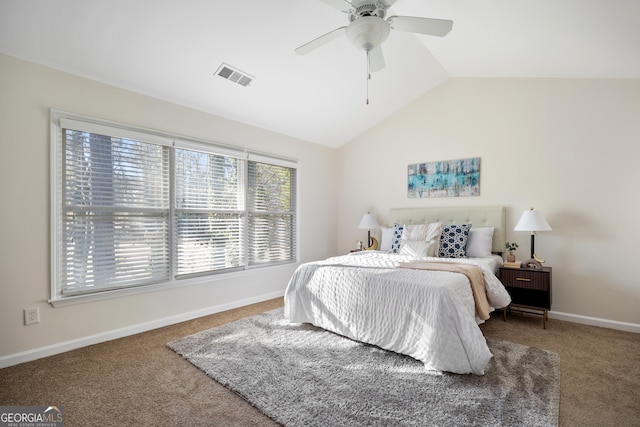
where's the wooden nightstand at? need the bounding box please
[499,266,552,328]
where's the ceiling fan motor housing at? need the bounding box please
[348,1,386,21]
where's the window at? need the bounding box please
[51,111,298,304]
[60,127,171,295]
[247,159,297,266]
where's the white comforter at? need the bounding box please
[284,251,511,375]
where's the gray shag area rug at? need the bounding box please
[168,308,560,426]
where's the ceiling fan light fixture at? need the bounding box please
[346,16,390,51]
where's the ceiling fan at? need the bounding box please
[295,0,453,73]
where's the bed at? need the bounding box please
[284,206,512,375]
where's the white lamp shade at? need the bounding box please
[514,209,552,232]
[358,213,379,230]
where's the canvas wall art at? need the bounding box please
[408,157,480,198]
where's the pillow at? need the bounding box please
[466,227,495,258]
[390,223,404,253]
[400,223,443,258]
[380,227,393,252]
[438,224,471,258]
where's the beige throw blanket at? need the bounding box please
[398,261,492,320]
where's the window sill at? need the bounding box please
[49,262,297,308]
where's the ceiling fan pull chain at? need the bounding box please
[366,50,370,105]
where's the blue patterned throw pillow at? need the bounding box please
[390,223,404,253]
[438,224,471,258]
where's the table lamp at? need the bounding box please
[514,207,552,268]
[358,213,379,250]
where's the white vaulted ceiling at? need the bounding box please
[1,0,639,148]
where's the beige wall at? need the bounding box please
[0,55,338,361]
[2,54,638,365]
[338,78,640,327]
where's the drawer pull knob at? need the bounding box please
[515,277,532,282]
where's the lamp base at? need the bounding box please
[365,236,378,250]
[522,258,543,269]
[533,253,546,263]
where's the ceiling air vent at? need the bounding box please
[215,63,254,87]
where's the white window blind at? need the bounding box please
[61,128,170,295]
[174,147,244,277]
[247,161,297,266]
[51,111,298,303]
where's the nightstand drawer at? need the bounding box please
[499,268,550,291]
[499,266,552,312]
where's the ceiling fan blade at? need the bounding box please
[387,16,453,37]
[318,0,352,12]
[295,26,347,55]
[369,45,386,72]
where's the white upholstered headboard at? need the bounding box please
[388,206,506,254]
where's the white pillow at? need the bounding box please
[380,227,393,252]
[399,223,443,258]
[466,227,495,258]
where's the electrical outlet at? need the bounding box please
[24,307,40,325]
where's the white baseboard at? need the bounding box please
[2,297,637,370]
[0,290,284,369]
[549,311,640,333]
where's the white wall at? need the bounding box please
[0,54,338,362]
[338,78,640,326]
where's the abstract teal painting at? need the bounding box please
[408,157,480,198]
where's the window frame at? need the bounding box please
[246,153,298,267]
[50,110,299,307]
